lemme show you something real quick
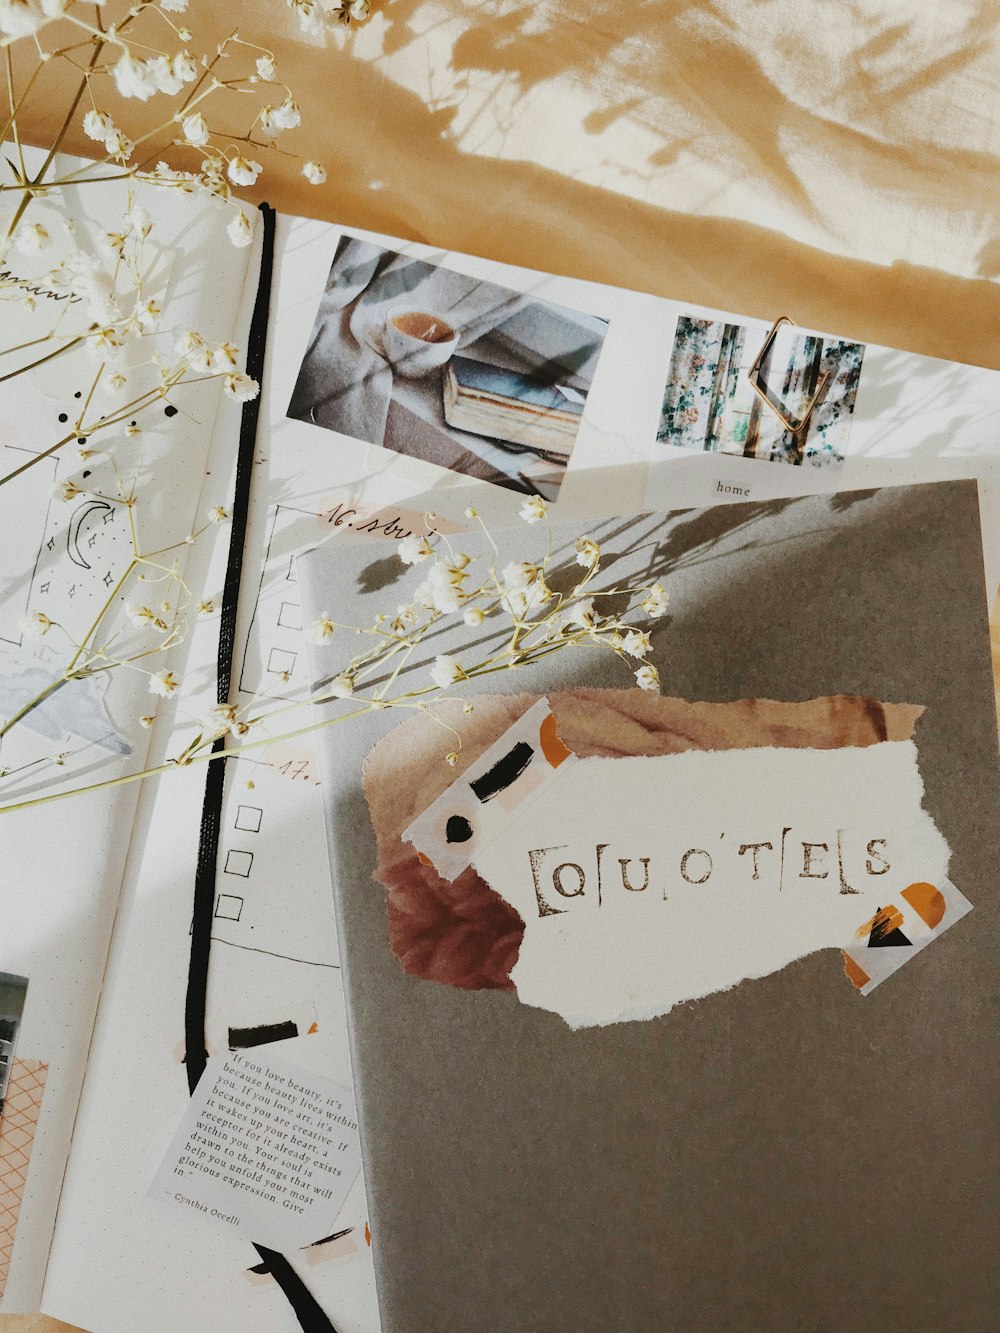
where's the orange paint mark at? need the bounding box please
[901,881,946,929]
[307,1021,319,1035]
[365,1221,371,1247]
[855,904,904,941]
[841,950,870,990]
[416,850,432,867]
[539,711,572,768]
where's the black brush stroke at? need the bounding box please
[228,1019,299,1049]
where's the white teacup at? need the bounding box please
[381,306,459,378]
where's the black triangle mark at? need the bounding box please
[867,907,912,948]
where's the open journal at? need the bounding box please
[1,147,999,1332]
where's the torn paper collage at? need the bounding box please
[386,694,971,1027]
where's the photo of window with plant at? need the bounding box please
[658,316,865,466]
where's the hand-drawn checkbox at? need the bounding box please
[267,647,297,676]
[235,804,263,833]
[224,848,253,877]
[277,600,303,631]
[215,893,244,921]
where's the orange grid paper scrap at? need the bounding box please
[0,1058,47,1299]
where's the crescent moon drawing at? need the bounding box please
[67,498,113,569]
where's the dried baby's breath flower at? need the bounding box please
[635,663,660,692]
[18,610,52,638]
[181,112,210,146]
[575,537,600,568]
[223,372,260,402]
[642,584,669,618]
[227,156,263,188]
[519,496,548,524]
[148,669,180,697]
[620,629,651,659]
[302,160,327,185]
[398,534,433,564]
[256,54,277,80]
[565,597,596,628]
[83,109,115,142]
[307,614,335,645]
[14,222,49,254]
[197,599,215,616]
[227,210,253,248]
[430,654,465,688]
[327,674,355,699]
[463,606,485,626]
[139,715,155,729]
[214,342,239,370]
[207,505,229,524]
[53,479,81,502]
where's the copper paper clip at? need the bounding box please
[747,315,830,437]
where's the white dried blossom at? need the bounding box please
[148,669,180,697]
[327,674,355,699]
[519,496,548,524]
[307,614,335,644]
[501,560,542,592]
[213,342,239,370]
[0,0,49,39]
[634,663,660,692]
[187,345,214,373]
[398,534,433,564]
[203,703,238,735]
[181,112,210,146]
[227,156,263,187]
[463,606,485,626]
[83,109,115,141]
[227,210,253,248]
[197,599,215,616]
[257,107,282,139]
[139,715,155,729]
[53,479,81,502]
[223,372,260,402]
[160,0,189,9]
[107,372,128,393]
[270,97,301,130]
[173,51,198,83]
[430,654,465,688]
[621,629,652,659]
[104,129,134,160]
[565,597,596,628]
[112,53,159,101]
[18,610,52,638]
[575,537,600,567]
[302,160,327,185]
[126,603,167,630]
[256,54,277,79]
[174,329,204,357]
[207,505,230,524]
[136,298,162,329]
[642,584,669,618]
[14,222,49,254]
[125,203,152,237]
[145,54,182,95]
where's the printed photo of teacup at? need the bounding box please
[382,306,460,377]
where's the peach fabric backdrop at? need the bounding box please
[3,1,998,1328]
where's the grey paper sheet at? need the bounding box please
[298,482,999,1333]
